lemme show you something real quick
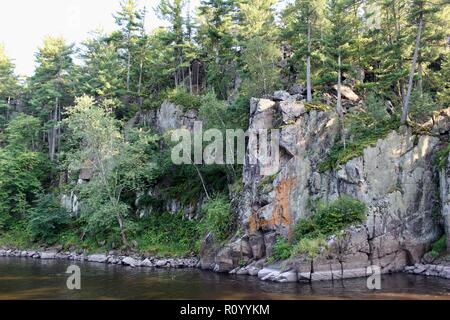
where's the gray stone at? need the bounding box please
[273,90,292,101]
[40,252,57,259]
[248,267,260,276]
[275,271,298,283]
[141,258,154,267]
[236,268,249,275]
[156,260,168,267]
[279,101,306,123]
[122,257,139,267]
[249,234,266,260]
[258,268,277,280]
[88,254,108,263]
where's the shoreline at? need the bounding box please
[0,248,199,269]
[2,247,450,283]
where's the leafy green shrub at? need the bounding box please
[28,194,71,244]
[314,196,367,235]
[55,229,82,250]
[270,237,293,261]
[165,87,201,111]
[228,94,250,130]
[294,196,367,240]
[200,193,233,242]
[291,237,327,259]
[294,218,319,241]
[138,212,199,257]
[409,92,440,124]
[431,235,447,258]
[436,144,450,169]
[0,220,33,248]
[364,93,391,122]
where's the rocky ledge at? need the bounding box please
[404,264,450,279]
[230,261,450,283]
[0,248,199,269]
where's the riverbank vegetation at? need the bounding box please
[0,0,449,256]
[269,196,367,262]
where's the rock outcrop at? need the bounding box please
[202,91,450,282]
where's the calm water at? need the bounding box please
[1,257,450,300]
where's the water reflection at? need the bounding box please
[1,257,450,300]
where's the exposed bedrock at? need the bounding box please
[201,92,450,281]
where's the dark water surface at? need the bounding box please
[1,257,450,300]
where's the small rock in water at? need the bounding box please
[88,254,108,263]
[40,252,57,259]
[141,258,154,267]
[122,257,138,267]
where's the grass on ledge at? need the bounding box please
[318,114,400,172]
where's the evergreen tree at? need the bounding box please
[26,37,75,162]
[78,31,126,100]
[0,45,19,128]
[157,0,192,88]
[237,0,280,97]
[114,0,145,93]
[197,0,238,99]
[282,0,326,101]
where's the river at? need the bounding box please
[1,257,450,300]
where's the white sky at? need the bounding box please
[0,0,167,77]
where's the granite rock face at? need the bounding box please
[204,92,450,280]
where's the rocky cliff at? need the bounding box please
[201,91,450,282]
[59,93,450,282]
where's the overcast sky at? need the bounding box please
[0,0,168,77]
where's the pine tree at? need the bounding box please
[282,0,326,101]
[0,45,19,128]
[237,0,280,97]
[78,31,126,100]
[26,37,75,162]
[197,0,238,99]
[401,0,446,123]
[114,0,145,93]
[157,0,192,88]
[322,0,361,146]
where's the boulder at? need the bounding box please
[247,267,260,276]
[122,257,139,267]
[279,101,306,123]
[40,252,57,259]
[214,247,236,273]
[156,260,168,267]
[249,234,266,260]
[332,85,359,102]
[141,258,154,267]
[87,254,108,263]
[273,90,292,101]
[275,271,298,283]
[236,268,249,275]
[258,268,278,280]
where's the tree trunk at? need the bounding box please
[49,97,58,162]
[126,49,131,92]
[392,0,405,101]
[6,96,10,122]
[138,56,144,109]
[194,165,210,200]
[306,20,313,102]
[189,65,193,94]
[401,16,423,124]
[418,58,423,96]
[337,53,346,148]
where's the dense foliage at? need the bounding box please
[0,0,448,256]
[270,196,367,262]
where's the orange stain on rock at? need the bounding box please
[248,178,296,236]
